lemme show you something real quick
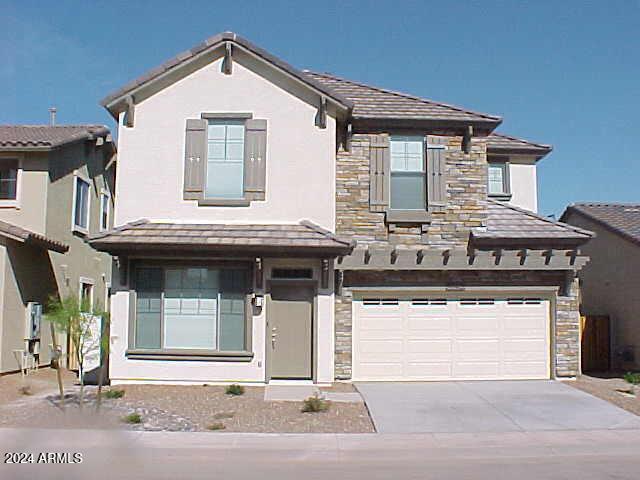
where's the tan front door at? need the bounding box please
[268,286,313,379]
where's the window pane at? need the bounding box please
[219,270,247,351]
[390,173,426,210]
[206,121,245,199]
[163,268,218,349]
[0,159,18,200]
[101,194,109,230]
[74,179,89,229]
[488,164,505,195]
[135,268,162,349]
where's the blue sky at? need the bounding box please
[2,1,638,216]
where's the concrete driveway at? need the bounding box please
[356,380,640,433]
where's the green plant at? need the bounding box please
[301,394,330,413]
[623,372,640,385]
[225,384,245,396]
[123,413,142,424]
[103,389,125,399]
[206,422,226,431]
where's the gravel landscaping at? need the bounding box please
[0,371,374,433]
[565,374,640,416]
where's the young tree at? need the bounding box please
[47,295,107,409]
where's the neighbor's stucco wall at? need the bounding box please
[0,237,58,373]
[508,157,538,212]
[46,142,114,312]
[114,50,336,231]
[0,152,49,234]
[565,213,640,369]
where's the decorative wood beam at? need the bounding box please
[95,136,104,146]
[124,95,135,128]
[518,248,528,266]
[416,249,424,264]
[315,96,327,129]
[222,42,233,75]
[462,125,473,153]
[390,248,398,265]
[543,249,554,266]
[493,248,502,266]
[321,259,330,289]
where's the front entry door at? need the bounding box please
[268,286,313,379]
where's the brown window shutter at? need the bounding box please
[369,134,390,212]
[183,119,207,200]
[244,119,267,200]
[426,135,448,211]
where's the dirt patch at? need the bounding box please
[0,368,75,406]
[565,374,640,416]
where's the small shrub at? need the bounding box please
[207,422,226,431]
[123,413,142,424]
[623,372,640,385]
[213,411,235,420]
[301,394,330,413]
[225,384,245,396]
[103,389,125,399]
[19,385,33,396]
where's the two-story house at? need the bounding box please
[0,125,115,373]
[91,32,592,385]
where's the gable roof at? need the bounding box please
[0,125,110,151]
[561,203,640,247]
[0,220,68,253]
[487,132,552,157]
[303,71,502,127]
[101,32,353,117]
[471,199,593,248]
[89,219,355,256]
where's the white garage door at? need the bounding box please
[353,295,550,381]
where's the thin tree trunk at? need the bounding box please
[49,322,65,410]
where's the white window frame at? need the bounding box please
[389,136,426,211]
[71,172,91,235]
[487,159,511,198]
[0,155,22,209]
[99,188,111,232]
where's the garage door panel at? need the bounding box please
[353,296,550,381]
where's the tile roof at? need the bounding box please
[562,203,640,246]
[89,219,355,254]
[0,220,68,253]
[487,132,552,156]
[101,32,353,114]
[303,71,502,124]
[0,125,110,150]
[471,200,593,247]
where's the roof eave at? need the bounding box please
[561,206,640,248]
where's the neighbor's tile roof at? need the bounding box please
[0,220,68,253]
[89,219,355,253]
[0,125,110,150]
[563,203,640,246]
[472,200,593,246]
[303,71,502,124]
[487,132,552,155]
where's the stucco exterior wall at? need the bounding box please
[114,50,336,231]
[565,214,640,369]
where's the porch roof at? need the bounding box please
[88,219,355,256]
[0,220,69,253]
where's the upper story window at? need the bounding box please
[73,176,90,232]
[206,120,245,199]
[0,159,18,201]
[390,136,425,210]
[487,159,510,198]
[100,190,110,231]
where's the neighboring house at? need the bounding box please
[561,203,640,370]
[0,125,115,374]
[90,32,592,385]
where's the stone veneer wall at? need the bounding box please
[336,134,488,247]
[333,133,581,379]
